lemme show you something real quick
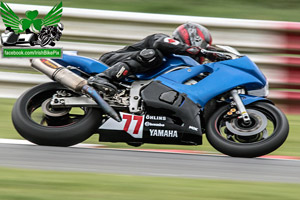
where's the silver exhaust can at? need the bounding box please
[31,58,87,92]
[31,58,121,122]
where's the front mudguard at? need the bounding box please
[240,94,273,106]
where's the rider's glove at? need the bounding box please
[186,46,203,55]
[214,53,232,61]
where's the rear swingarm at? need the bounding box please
[50,96,98,108]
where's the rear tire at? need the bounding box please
[40,36,51,47]
[206,102,289,157]
[12,82,103,146]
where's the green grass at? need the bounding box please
[1,98,300,156]
[3,0,300,22]
[0,68,40,74]
[0,167,300,200]
[0,98,23,140]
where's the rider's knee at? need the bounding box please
[136,49,164,68]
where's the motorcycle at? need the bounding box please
[1,27,38,46]
[11,46,289,157]
[37,24,64,47]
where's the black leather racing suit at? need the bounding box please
[98,33,205,81]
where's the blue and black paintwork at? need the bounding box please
[55,53,269,145]
[57,53,268,107]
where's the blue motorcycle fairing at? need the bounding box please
[240,94,272,106]
[155,56,267,107]
[220,55,266,89]
[56,53,268,107]
[53,54,109,74]
[56,53,200,80]
[134,54,200,80]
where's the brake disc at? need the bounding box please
[225,109,268,136]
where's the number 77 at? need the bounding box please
[123,114,143,134]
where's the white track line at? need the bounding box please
[0,138,104,148]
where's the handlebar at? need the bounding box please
[200,49,232,61]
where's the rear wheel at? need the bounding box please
[12,82,103,146]
[206,102,289,157]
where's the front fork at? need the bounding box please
[230,89,251,124]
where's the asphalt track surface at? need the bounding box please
[0,143,300,183]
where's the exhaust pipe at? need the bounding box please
[31,58,121,122]
[81,85,121,122]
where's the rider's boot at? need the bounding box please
[88,62,130,96]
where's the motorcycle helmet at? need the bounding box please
[172,22,212,48]
[57,23,64,31]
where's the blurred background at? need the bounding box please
[0,1,300,199]
[1,0,300,111]
[0,0,299,152]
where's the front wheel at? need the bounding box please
[12,82,103,146]
[206,102,289,157]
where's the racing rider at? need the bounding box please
[88,22,225,95]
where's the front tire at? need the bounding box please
[206,102,289,157]
[12,82,103,146]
